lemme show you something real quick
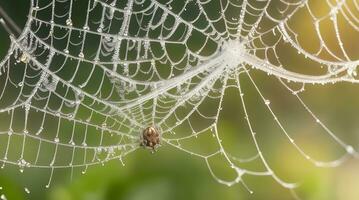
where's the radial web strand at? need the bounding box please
[0,0,358,196]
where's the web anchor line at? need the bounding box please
[0,0,358,196]
[0,4,21,36]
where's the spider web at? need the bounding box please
[0,0,358,196]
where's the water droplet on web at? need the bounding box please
[66,18,73,26]
[78,52,84,58]
[18,158,30,172]
[24,187,30,194]
[25,103,31,111]
[264,100,270,105]
[346,146,354,154]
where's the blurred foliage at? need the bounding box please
[0,1,359,200]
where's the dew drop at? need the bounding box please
[66,18,73,26]
[264,100,270,105]
[24,187,30,194]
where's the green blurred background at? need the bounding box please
[0,1,359,200]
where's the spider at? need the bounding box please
[140,126,161,152]
[19,52,30,63]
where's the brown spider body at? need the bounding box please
[140,126,161,152]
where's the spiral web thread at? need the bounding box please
[0,0,358,195]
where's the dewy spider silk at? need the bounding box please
[0,0,358,199]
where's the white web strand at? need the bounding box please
[0,0,358,196]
